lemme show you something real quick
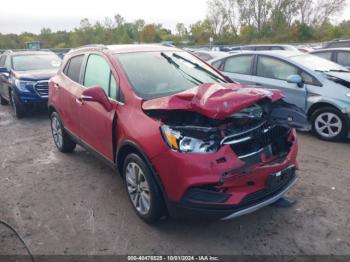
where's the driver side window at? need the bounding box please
[84,54,122,102]
[257,56,298,81]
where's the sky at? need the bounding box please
[0,0,349,34]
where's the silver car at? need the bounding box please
[209,51,350,141]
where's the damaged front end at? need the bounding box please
[143,83,309,219]
[147,98,309,167]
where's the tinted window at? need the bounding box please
[271,46,284,50]
[224,55,253,74]
[0,55,6,66]
[66,55,84,83]
[115,51,225,100]
[337,51,350,68]
[313,51,332,60]
[257,56,298,81]
[84,55,110,95]
[12,54,61,71]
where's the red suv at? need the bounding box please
[48,44,309,223]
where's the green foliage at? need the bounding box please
[0,3,350,50]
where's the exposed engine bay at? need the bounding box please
[147,99,310,167]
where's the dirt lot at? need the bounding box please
[0,104,349,256]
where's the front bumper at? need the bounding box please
[166,166,297,220]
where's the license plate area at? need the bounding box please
[266,166,296,191]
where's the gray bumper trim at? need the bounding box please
[221,177,298,221]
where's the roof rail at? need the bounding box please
[68,44,107,54]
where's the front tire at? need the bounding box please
[10,89,25,118]
[50,112,76,153]
[123,153,165,224]
[311,107,349,142]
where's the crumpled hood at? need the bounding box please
[142,83,283,119]
[13,69,58,81]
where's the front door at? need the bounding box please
[78,54,117,161]
[253,55,307,111]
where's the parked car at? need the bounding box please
[311,48,350,69]
[209,51,350,141]
[48,44,308,223]
[0,50,61,118]
[193,51,228,61]
[323,39,350,49]
[230,44,299,52]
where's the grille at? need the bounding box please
[34,81,49,97]
[222,121,290,159]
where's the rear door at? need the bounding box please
[252,55,307,111]
[78,53,119,160]
[220,55,255,84]
[54,54,85,136]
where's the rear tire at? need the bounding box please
[50,111,76,153]
[10,89,25,118]
[0,95,9,105]
[311,107,349,142]
[123,153,165,224]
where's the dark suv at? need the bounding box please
[48,44,308,223]
[0,50,61,118]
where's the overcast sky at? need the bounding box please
[0,0,349,34]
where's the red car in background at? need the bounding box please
[48,44,309,223]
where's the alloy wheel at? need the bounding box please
[315,112,342,139]
[51,116,63,148]
[125,162,151,215]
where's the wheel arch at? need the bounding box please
[116,140,169,201]
[307,102,342,119]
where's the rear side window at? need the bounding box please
[313,51,332,61]
[257,56,298,81]
[66,55,84,83]
[336,51,350,68]
[224,55,253,74]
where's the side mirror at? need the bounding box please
[80,86,113,112]
[287,75,304,88]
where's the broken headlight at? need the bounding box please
[160,125,219,154]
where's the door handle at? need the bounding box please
[75,97,83,105]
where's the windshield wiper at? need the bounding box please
[329,69,350,73]
[172,53,228,82]
[160,52,203,85]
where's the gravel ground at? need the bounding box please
[0,104,349,256]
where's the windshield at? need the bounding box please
[115,51,226,100]
[290,54,349,72]
[12,54,61,71]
